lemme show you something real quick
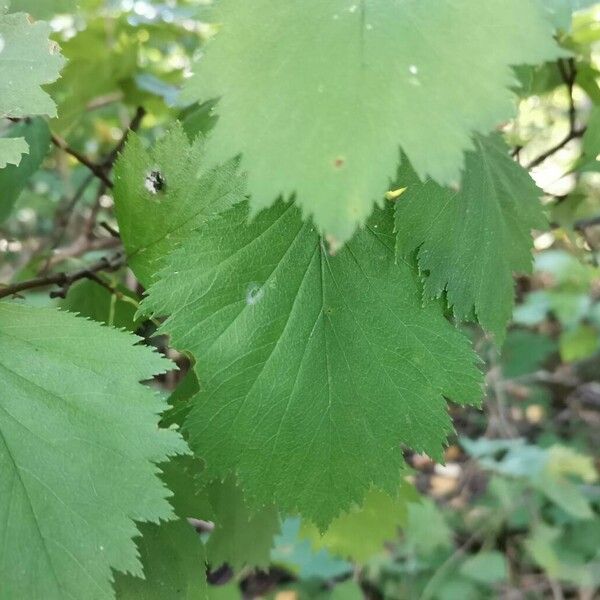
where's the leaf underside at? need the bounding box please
[183,0,561,241]
[142,201,482,528]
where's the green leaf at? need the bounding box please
[501,330,556,378]
[142,200,482,528]
[183,0,560,242]
[559,324,599,362]
[460,551,508,584]
[0,9,65,119]
[404,498,452,555]
[48,18,136,132]
[0,118,51,219]
[60,279,139,330]
[525,524,600,587]
[114,125,245,285]
[203,475,280,571]
[301,482,418,563]
[395,135,546,340]
[0,136,28,169]
[0,302,188,599]
[271,518,351,580]
[114,458,208,600]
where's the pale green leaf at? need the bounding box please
[0,9,65,118]
[142,201,482,527]
[301,481,418,563]
[0,136,28,169]
[559,324,600,362]
[395,135,546,340]
[183,0,561,241]
[404,498,452,555]
[0,302,188,599]
[460,551,508,584]
[114,125,245,286]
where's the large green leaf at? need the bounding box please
[395,135,546,340]
[183,0,560,242]
[0,302,188,599]
[142,201,482,527]
[0,118,50,221]
[114,125,245,285]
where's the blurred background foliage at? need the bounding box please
[0,1,599,599]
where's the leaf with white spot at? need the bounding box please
[142,200,482,528]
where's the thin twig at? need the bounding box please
[0,253,124,300]
[104,106,146,167]
[525,127,585,170]
[525,59,585,170]
[51,133,114,188]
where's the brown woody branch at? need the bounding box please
[524,59,585,170]
[51,133,114,188]
[0,252,124,300]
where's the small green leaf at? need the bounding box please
[0,136,28,169]
[0,118,50,220]
[460,551,508,584]
[404,498,452,555]
[114,458,208,600]
[559,324,599,362]
[203,475,280,571]
[301,481,419,562]
[501,330,556,378]
[114,125,245,285]
[396,135,546,340]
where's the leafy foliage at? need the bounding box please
[141,199,482,528]
[184,0,561,241]
[395,135,546,339]
[0,303,188,599]
[1,1,600,597]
